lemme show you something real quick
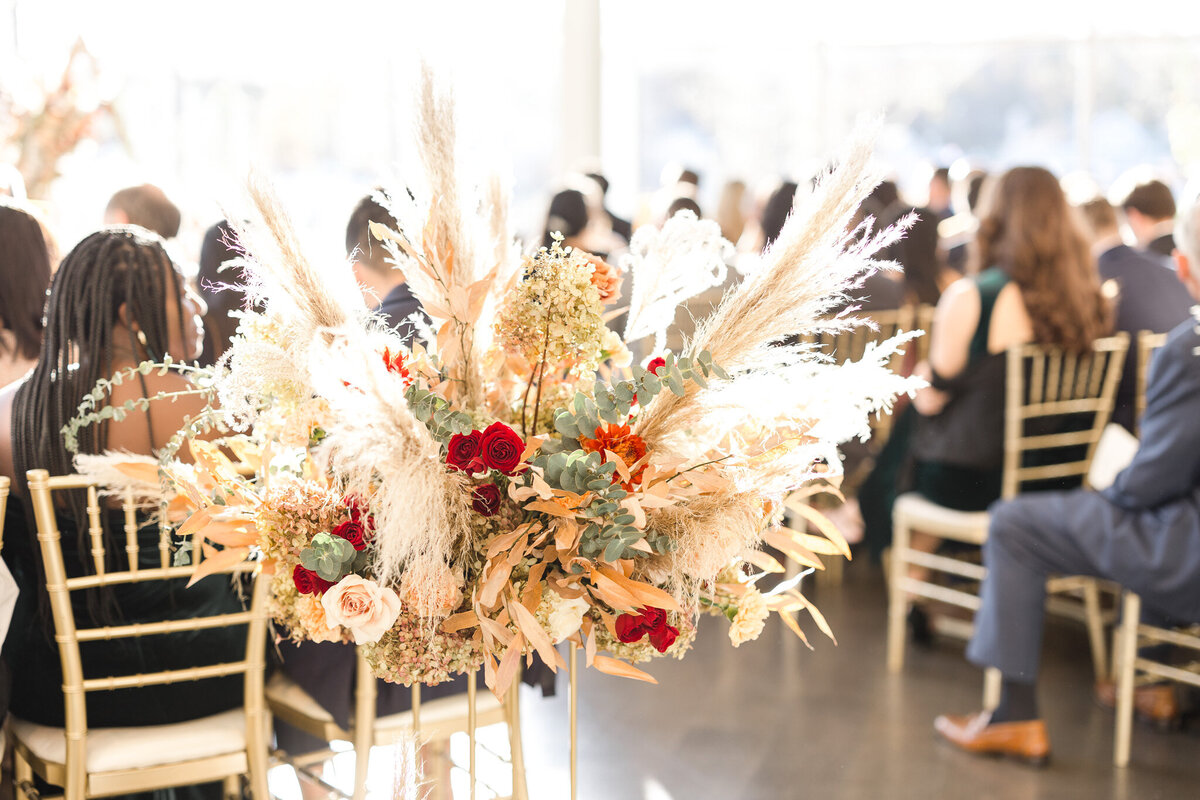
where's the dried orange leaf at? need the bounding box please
[592,655,658,684]
[789,503,852,558]
[187,544,249,587]
[441,610,480,633]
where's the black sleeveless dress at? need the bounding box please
[1,497,248,727]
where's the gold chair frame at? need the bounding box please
[1112,591,1200,767]
[809,305,918,445]
[266,652,528,800]
[9,469,270,800]
[1134,330,1168,435]
[886,335,1130,698]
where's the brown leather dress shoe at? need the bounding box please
[1094,680,1180,729]
[934,711,1051,766]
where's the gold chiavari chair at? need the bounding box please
[1112,592,1200,766]
[809,306,917,444]
[913,304,936,365]
[8,469,270,800]
[266,653,527,800]
[886,335,1130,700]
[1,474,9,551]
[1134,330,1168,435]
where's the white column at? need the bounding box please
[561,0,602,173]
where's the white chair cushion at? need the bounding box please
[265,672,335,724]
[10,709,245,773]
[893,492,990,543]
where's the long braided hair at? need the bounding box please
[13,227,187,625]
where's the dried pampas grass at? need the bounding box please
[647,488,764,611]
[635,124,922,464]
[311,341,475,619]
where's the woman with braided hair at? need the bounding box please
[0,227,248,740]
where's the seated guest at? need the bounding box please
[196,219,251,367]
[1121,178,1177,258]
[0,227,246,731]
[927,167,953,220]
[544,184,625,260]
[934,194,1200,763]
[859,167,1111,571]
[584,171,632,244]
[1079,197,1192,431]
[667,196,702,219]
[0,204,52,387]
[894,206,958,306]
[346,194,422,343]
[103,183,182,239]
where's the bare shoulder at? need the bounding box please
[988,282,1034,351]
[0,380,18,483]
[107,368,213,454]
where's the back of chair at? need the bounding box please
[810,306,919,443]
[0,475,9,552]
[1001,334,1129,499]
[913,304,936,364]
[24,468,267,769]
[810,306,916,366]
[1135,330,1168,435]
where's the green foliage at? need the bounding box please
[405,383,475,443]
[552,350,729,442]
[300,532,358,582]
[62,358,216,454]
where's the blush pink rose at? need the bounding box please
[320,575,403,644]
[583,252,623,303]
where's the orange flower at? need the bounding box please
[382,346,411,385]
[578,423,648,490]
[582,252,622,303]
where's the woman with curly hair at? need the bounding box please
[861,167,1112,598]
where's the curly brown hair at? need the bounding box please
[969,167,1111,353]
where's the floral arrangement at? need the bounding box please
[67,69,919,696]
[0,39,118,199]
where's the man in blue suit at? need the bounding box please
[1081,197,1193,431]
[346,193,425,345]
[935,196,1200,764]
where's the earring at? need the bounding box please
[137,329,148,347]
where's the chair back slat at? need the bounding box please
[1136,330,1169,435]
[1002,334,1129,499]
[86,485,106,575]
[123,486,139,573]
[808,305,919,445]
[23,467,268,770]
[0,475,9,552]
[914,304,935,364]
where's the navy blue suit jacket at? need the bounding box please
[1097,244,1192,431]
[376,282,425,346]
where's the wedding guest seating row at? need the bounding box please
[3,469,526,800]
[886,334,1130,696]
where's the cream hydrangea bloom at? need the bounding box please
[546,593,590,644]
[729,586,769,647]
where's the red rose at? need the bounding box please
[615,612,646,643]
[646,356,666,376]
[614,607,678,652]
[293,564,333,596]
[343,495,376,537]
[648,623,678,653]
[446,431,484,472]
[472,483,502,516]
[479,421,524,475]
[332,519,367,551]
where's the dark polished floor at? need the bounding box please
[520,559,1200,800]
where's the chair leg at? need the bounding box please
[246,709,271,800]
[224,775,241,800]
[982,668,1002,710]
[1082,580,1109,681]
[65,736,86,800]
[1114,591,1141,768]
[886,518,911,673]
[14,747,33,800]
[506,683,529,800]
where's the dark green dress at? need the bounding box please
[861,267,1010,557]
[2,497,246,727]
